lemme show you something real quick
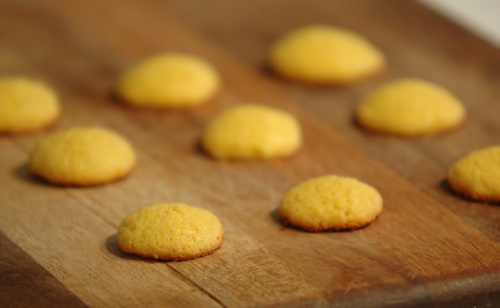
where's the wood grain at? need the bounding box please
[0,231,87,307]
[0,0,499,306]
[160,0,500,240]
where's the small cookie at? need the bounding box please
[448,146,500,202]
[29,126,136,186]
[356,79,465,136]
[268,25,385,84]
[115,53,220,108]
[279,175,383,231]
[117,203,223,261]
[0,76,60,133]
[202,104,302,160]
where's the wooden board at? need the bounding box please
[0,0,499,306]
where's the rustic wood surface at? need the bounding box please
[0,0,499,306]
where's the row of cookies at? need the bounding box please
[0,26,467,137]
[267,25,499,202]
[0,60,383,261]
[1,25,497,262]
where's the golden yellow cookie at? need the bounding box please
[356,79,465,136]
[279,175,383,231]
[0,76,60,133]
[202,104,302,160]
[268,25,385,84]
[117,203,223,261]
[448,146,500,202]
[115,53,220,108]
[29,127,136,186]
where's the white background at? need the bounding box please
[420,0,500,48]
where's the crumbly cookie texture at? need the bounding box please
[269,25,385,84]
[202,104,302,160]
[356,78,465,136]
[117,203,223,261]
[448,146,500,202]
[115,53,220,108]
[29,126,136,186]
[0,76,60,133]
[279,175,383,231]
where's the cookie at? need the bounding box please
[115,53,220,108]
[268,25,385,84]
[356,79,465,136]
[202,104,302,160]
[448,146,500,202]
[0,76,60,133]
[117,203,223,261]
[29,126,136,186]
[278,175,383,231]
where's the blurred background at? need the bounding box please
[420,0,500,48]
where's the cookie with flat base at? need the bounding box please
[279,175,383,231]
[116,53,220,108]
[202,104,302,160]
[356,79,465,136]
[117,203,223,261]
[448,146,500,202]
[0,77,60,133]
[29,126,136,186]
[269,25,385,85]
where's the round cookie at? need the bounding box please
[117,203,223,261]
[268,25,385,84]
[0,76,60,133]
[448,146,500,202]
[278,175,383,231]
[29,126,136,186]
[356,79,465,136]
[202,104,302,160]
[115,53,220,108]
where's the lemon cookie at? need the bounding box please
[279,175,383,231]
[268,25,385,84]
[115,53,220,108]
[356,79,465,136]
[0,77,60,133]
[448,146,500,202]
[29,126,136,186]
[117,203,223,261]
[202,104,302,160]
